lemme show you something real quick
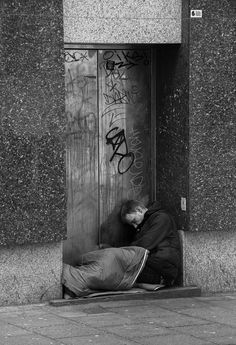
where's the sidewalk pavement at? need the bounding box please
[0,291,235,345]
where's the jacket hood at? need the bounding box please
[145,201,166,216]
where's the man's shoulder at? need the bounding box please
[148,209,170,221]
[149,209,178,234]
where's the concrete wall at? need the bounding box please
[187,0,235,292]
[0,0,66,246]
[180,231,236,293]
[155,44,189,231]
[189,0,235,233]
[64,0,182,43]
[0,0,65,305]
[0,242,62,306]
[157,0,236,292]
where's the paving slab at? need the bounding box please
[176,306,236,327]
[172,323,236,338]
[31,322,103,339]
[0,323,32,337]
[1,314,74,328]
[69,313,138,327]
[0,334,62,345]
[132,333,215,345]
[0,292,236,345]
[59,334,139,345]
[99,323,175,338]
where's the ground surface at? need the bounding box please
[0,291,235,345]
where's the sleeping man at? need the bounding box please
[120,200,181,287]
[62,199,181,298]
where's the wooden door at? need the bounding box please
[63,49,99,265]
[63,47,153,264]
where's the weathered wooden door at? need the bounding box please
[63,47,154,265]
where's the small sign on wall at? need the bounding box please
[191,10,202,18]
[181,197,187,211]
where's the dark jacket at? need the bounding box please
[131,202,181,281]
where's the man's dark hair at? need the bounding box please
[120,199,145,222]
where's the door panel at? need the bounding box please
[64,50,98,265]
[98,49,151,223]
[64,47,152,263]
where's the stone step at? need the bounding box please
[50,286,201,307]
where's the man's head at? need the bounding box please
[120,200,147,229]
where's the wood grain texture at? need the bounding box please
[63,48,153,262]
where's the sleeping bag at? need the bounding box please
[62,246,149,297]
